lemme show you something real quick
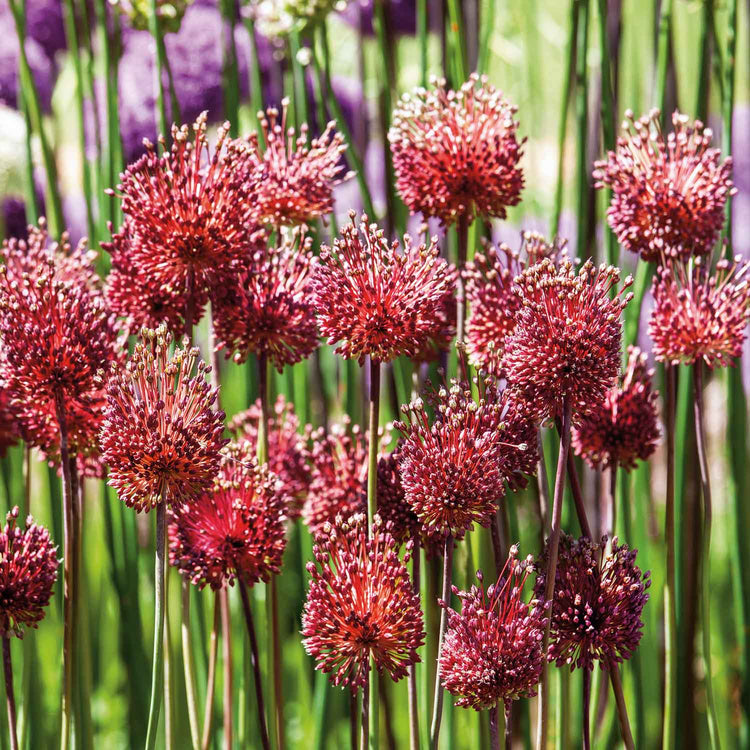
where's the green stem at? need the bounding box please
[147,0,169,139]
[654,0,672,111]
[445,0,467,84]
[607,660,634,750]
[429,536,453,749]
[456,215,469,344]
[18,89,39,225]
[200,592,220,750]
[489,705,500,750]
[182,581,201,750]
[582,669,591,750]
[2,638,17,750]
[312,669,330,750]
[623,261,653,351]
[220,588,233,750]
[417,0,428,86]
[696,0,713,121]
[574,0,590,261]
[220,0,240,136]
[407,538,420,750]
[242,14,265,136]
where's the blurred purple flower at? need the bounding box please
[1,196,27,239]
[338,0,438,36]
[22,0,66,59]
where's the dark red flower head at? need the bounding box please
[534,535,650,671]
[594,109,734,262]
[649,250,750,369]
[101,325,228,513]
[212,226,319,371]
[0,507,59,638]
[389,73,524,226]
[573,346,660,471]
[302,513,424,691]
[439,548,546,711]
[228,395,311,520]
[396,377,533,539]
[107,113,262,332]
[503,258,632,422]
[169,443,287,590]
[314,212,454,364]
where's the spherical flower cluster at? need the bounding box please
[0,507,59,638]
[314,212,454,364]
[573,346,660,471]
[252,0,349,39]
[106,113,262,334]
[389,74,524,226]
[242,99,351,226]
[534,534,650,671]
[649,251,750,369]
[503,258,632,422]
[396,377,531,539]
[594,109,734,262]
[212,227,319,371]
[228,395,311,520]
[302,513,424,691]
[302,420,368,535]
[101,325,228,513]
[439,548,546,711]
[113,0,191,33]
[169,444,287,590]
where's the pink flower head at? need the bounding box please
[594,110,734,262]
[302,513,424,691]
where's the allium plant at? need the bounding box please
[302,513,424,691]
[594,109,734,262]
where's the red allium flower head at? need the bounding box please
[0,222,119,470]
[439,548,546,711]
[376,446,420,546]
[101,325,228,513]
[212,226,319,371]
[534,534,651,671]
[0,385,19,458]
[108,113,262,330]
[503,258,632,423]
[573,346,660,471]
[593,109,735,262]
[389,73,525,226]
[243,98,352,227]
[169,444,287,590]
[396,377,530,539]
[228,395,311,520]
[649,250,750,369]
[302,419,368,535]
[314,212,454,364]
[0,507,59,638]
[302,513,424,691]
[496,388,540,491]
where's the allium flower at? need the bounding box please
[302,513,424,691]
[314,212,454,364]
[439,548,546,711]
[212,227,319,371]
[169,444,287,590]
[396,377,532,539]
[573,346,660,471]
[389,74,524,226]
[0,507,59,638]
[302,420,368,535]
[101,325,228,513]
[503,258,632,422]
[594,110,734,262]
[535,535,650,671]
[242,99,351,227]
[108,114,261,332]
[0,385,19,458]
[228,395,311,519]
[649,251,750,368]
[251,0,349,39]
[114,0,191,32]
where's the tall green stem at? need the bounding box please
[417,0,428,85]
[147,0,169,140]
[429,536,453,749]
[574,0,590,260]
[201,593,220,750]
[220,0,240,136]
[3,638,17,750]
[456,216,469,344]
[220,588,233,750]
[241,14,265,135]
[654,0,673,113]
[607,660,634,750]
[182,581,201,750]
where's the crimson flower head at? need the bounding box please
[0,507,59,638]
[107,113,261,332]
[169,443,287,590]
[389,73,524,226]
[101,325,228,513]
[212,227,319,371]
[594,109,734,262]
[314,212,454,364]
[439,548,546,711]
[0,221,119,473]
[503,258,632,422]
[302,513,424,691]
[534,535,650,671]
[243,98,351,227]
[649,250,750,369]
[228,395,311,520]
[396,377,533,539]
[573,346,660,471]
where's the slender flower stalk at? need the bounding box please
[201,593,220,750]
[3,636,17,750]
[429,536,452,750]
[181,580,201,750]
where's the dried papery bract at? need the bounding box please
[594,109,734,262]
[649,250,750,369]
[302,513,424,690]
[243,99,351,226]
[212,227,319,372]
[389,74,525,226]
[101,324,228,513]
